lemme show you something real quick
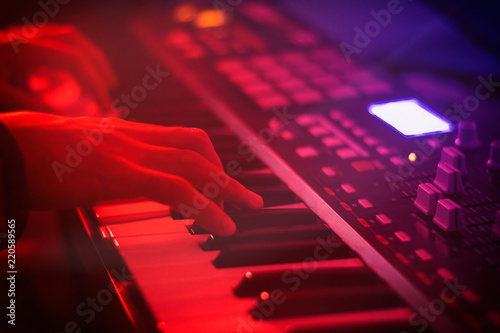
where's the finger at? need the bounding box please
[107,133,262,209]
[106,155,236,236]
[110,120,224,170]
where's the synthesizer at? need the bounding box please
[78,1,500,332]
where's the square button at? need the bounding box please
[358,198,373,208]
[309,126,328,137]
[327,85,358,99]
[296,146,318,158]
[321,166,336,176]
[336,148,358,159]
[376,214,392,224]
[322,136,342,148]
[351,160,375,172]
[341,184,356,193]
[255,94,288,109]
[291,90,324,105]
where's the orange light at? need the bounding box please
[195,10,227,28]
[174,4,197,22]
[260,291,270,301]
[408,152,417,162]
[245,271,253,279]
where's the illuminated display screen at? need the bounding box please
[368,98,453,137]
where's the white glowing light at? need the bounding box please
[368,98,453,137]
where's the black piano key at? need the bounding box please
[188,208,319,235]
[234,265,380,297]
[213,237,353,268]
[202,224,334,251]
[251,186,300,207]
[289,319,416,333]
[220,153,265,170]
[233,169,283,188]
[251,286,405,319]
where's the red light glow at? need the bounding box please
[260,291,269,301]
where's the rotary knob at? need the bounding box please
[487,140,500,171]
[455,120,481,150]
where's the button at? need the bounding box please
[215,59,244,72]
[242,82,274,96]
[394,231,411,242]
[255,94,288,109]
[340,119,354,129]
[296,114,317,126]
[321,166,336,176]
[341,184,356,193]
[436,268,454,280]
[321,136,342,147]
[414,183,444,215]
[228,71,260,85]
[277,79,308,92]
[433,163,463,193]
[351,160,375,172]
[357,80,392,95]
[487,140,500,170]
[352,128,367,137]
[439,146,467,174]
[336,148,358,159]
[291,90,324,105]
[308,126,328,137]
[415,249,432,261]
[329,110,343,120]
[364,137,379,146]
[296,146,318,158]
[280,130,295,140]
[433,199,464,232]
[250,55,277,69]
[376,146,391,156]
[310,75,341,87]
[327,85,358,99]
[358,198,373,208]
[390,156,405,166]
[455,120,480,150]
[263,67,293,81]
[376,214,392,224]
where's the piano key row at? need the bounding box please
[90,108,418,332]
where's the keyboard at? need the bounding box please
[78,2,500,332]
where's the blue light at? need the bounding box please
[368,98,453,137]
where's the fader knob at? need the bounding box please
[493,210,500,237]
[433,163,464,193]
[414,183,443,215]
[433,199,464,232]
[486,140,500,171]
[454,120,480,150]
[439,146,467,175]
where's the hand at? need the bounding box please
[0,111,263,236]
[0,24,116,114]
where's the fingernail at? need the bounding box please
[247,190,264,208]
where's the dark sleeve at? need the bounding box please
[0,120,29,250]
